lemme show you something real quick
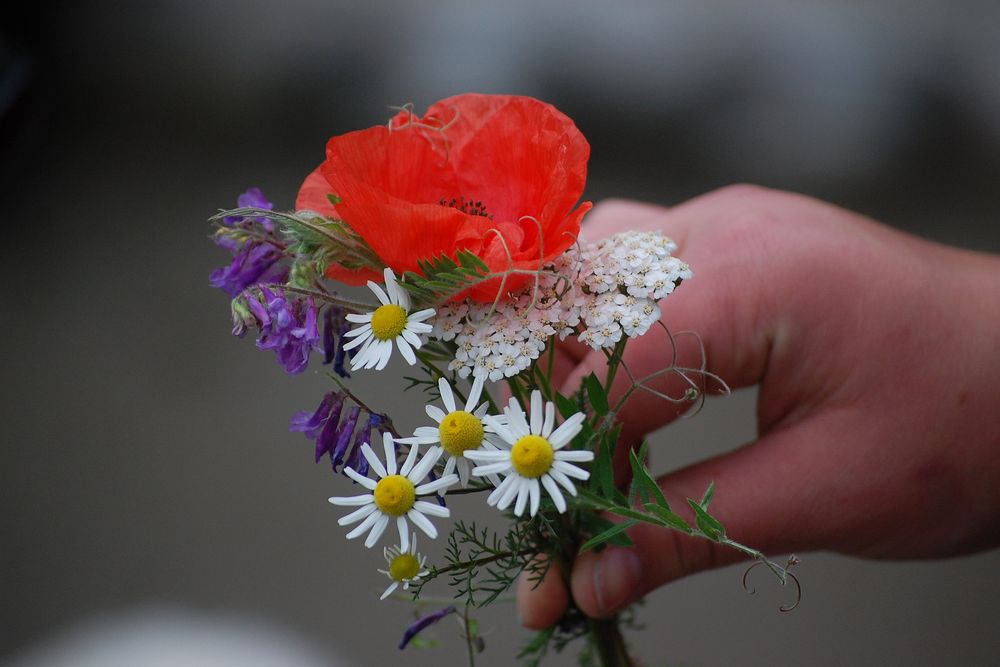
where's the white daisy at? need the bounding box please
[465,390,593,517]
[396,375,500,487]
[376,533,429,600]
[342,268,436,371]
[329,432,457,548]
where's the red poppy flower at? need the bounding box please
[296,93,591,302]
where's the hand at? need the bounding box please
[519,185,1000,628]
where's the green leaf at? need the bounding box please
[554,392,577,419]
[628,449,669,509]
[700,481,715,509]
[589,435,615,498]
[578,520,637,552]
[643,503,692,534]
[326,193,342,206]
[583,372,609,416]
[687,498,726,541]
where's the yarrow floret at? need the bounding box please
[343,268,436,371]
[466,390,592,517]
[329,433,457,549]
[433,230,690,378]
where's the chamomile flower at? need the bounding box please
[342,268,436,371]
[329,432,457,548]
[465,390,592,517]
[377,533,429,600]
[396,375,500,487]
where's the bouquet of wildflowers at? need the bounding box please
[209,94,794,666]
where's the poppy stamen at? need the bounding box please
[440,196,493,220]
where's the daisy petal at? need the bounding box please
[408,308,436,322]
[401,328,423,349]
[399,442,420,476]
[542,401,555,438]
[396,336,416,365]
[513,481,529,516]
[528,478,540,516]
[413,500,450,518]
[487,475,516,506]
[438,377,456,413]
[380,582,399,600]
[343,331,371,351]
[367,281,390,305]
[343,323,372,338]
[555,450,594,463]
[329,494,375,506]
[465,375,484,411]
[364,514,390,547]
[344,467,377,489]
[345,313,373,323]
[406,508,438,539]
[415,474,457,495]
[397,516,409,551]
[361,443,388,479]
[407,447,443,483]
[463,449,509,462]
[471,461,511,476]
[530,391,543,434]
[383,435,397,475]
[426,405,446,423]
[550,413,585,449]
[346,509,381,539]
[337,503,377,526]
[497,475,521,509]
[547,467,579,496]
[552,459,590,480]
[541,475,567,512]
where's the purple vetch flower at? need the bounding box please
[398,606,456,650]
[290,391,346,463]
[209,241,286,298]
[329,406,361,472]
[346,414,384,478]
[253,288,320,374]
[322,306,351,378]
[223,187,275,231]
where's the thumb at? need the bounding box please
[569,418,830,618]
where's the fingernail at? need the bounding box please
[593,548,642,615]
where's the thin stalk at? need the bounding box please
[588,616,633,667]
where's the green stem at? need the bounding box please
[588,616,633,667]
[463,605,477,667]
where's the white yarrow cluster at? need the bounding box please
[433,231,690,378]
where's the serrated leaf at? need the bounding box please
[628,449,669,509]
[687,498,726,541]
[643,503,692,534]
[579,520,637,552]
[583,372,609,415]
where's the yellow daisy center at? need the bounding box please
[511,434,555,478]
[438,410,485,457]
[370,304,407,341]
[373,474,416,516]
[389,553,421,582]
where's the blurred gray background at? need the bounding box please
[3,1,1000,665]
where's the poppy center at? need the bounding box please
[370,304,407,341]
[440,196,493,220]
[511,435,554,478]
[438,410,485,457]
[389,552,421,581]
[374,474,416,516]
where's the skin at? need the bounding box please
[518,185,1000,628]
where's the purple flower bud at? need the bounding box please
[290,392,346,463]
[209,241,286,297]
[347,414,382,477]
[223,187,275,231]
[330,406,361,472]
[399,606,456,650]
